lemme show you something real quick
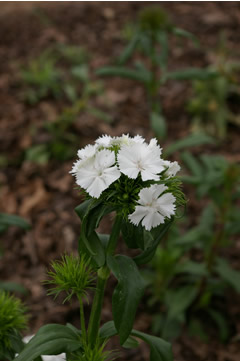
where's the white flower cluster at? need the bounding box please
[71,134,180,231]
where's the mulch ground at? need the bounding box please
[0,2,240,360]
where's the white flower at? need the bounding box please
[113,134,145,146]
[162,160,180,177]
[110,134,130,147]
[96,134,145,148]
[77,144,97,160]
[128,184,176,230]
[71,149,120,198]
[117,141,164,181]
[95,135,113,147]
[131,135,145,144]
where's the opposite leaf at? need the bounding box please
[14,324,81,361]
[131,330,173,361]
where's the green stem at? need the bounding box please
[87,266,109,347]
[106,214,122,255]
[78,295,87,344]
[193,206,228,308]
[88,214,122,346]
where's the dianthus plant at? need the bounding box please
[15,134,185,361]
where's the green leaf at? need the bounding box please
[121,220,144,249]
[25,144,49,164]
[181,151,203,177]
[156,31,168,71]
[0,330,25,360]
[161,317,182,341]
[75,200,92,220]
[134,219,173,265]
[118,34,140,65]
[0,213,31,230]
[176,260,208,277]
[122,336,139,349]
[170,226,202,248]
[188,318,208,342]
[97,233,110,250]
[198,204,215,232]
[75,200,113,267]
[163,68,218,82]
[71,64,89,82]
[80,231,106,268]
[0,281,27,294]
[64,84,78,103]
[131,330,173,361]
[107,255,145,344]
[207,309,230,342]
[96,66,151,84]
[164,133,215,156]
[150,111,167,140]
[99,320,117,340]
[166,285,198,320]
[87,107,112,124]
[99,320,139,348]
[172,27,199,46]
[215,258,240,293]
[14,324,81,361]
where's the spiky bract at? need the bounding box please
[69,340,115,361]
[45,254,95,303]
[0,291,28,351]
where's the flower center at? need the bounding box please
[136,160,144,171]
[145,199,158,208]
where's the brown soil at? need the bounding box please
[0,2,240,361]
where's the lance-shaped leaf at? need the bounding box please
[131,330,173,361]
[99,321,139,349]
[14,324,81,361]
[75,200,113,267]
[164,133,215,157]
[134,219,173,265]
[156,31,168,71]
[0,213,31,231]
[150,111,167,140]
[162,68,218,82]
[172,27,199,46]
[0,281,27,294]
[107,255,145,344]
[96,66,151,84]
[99,320,117,340]
[215,258,240,293]
[181,151,203,177]
[121,219,144,249]
[118,34,140,65]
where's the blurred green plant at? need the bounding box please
[21,44,111,163]
[187,35,240,139]
[21,50,62,105]
[0,213,30,293]
[0,291,28,361]
[146,153,240,342]
[96,6,216,139]
[0,213,30,235]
